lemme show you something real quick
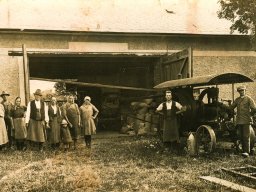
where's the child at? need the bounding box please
[61,119,72,151]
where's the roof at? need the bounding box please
[0,0,236,35]
[154,73,254,89]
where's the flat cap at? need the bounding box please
[237,85,246,92]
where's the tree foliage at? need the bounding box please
[218,0,256,45]
[54,82,67,95]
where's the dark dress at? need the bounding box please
[162,102,179,142]
[48,105,62,144]
[11,106,27,140]
[62,103,80,140]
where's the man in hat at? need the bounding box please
[1,91,14,148]
[229,85,256,157]
[25,89,49,151]
[156,90,184,153]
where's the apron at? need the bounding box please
[162,101,179,142]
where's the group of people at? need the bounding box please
[156,86,256,157]
[0,89,99,152]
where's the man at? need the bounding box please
[25,89,49,151]
[229,85,256,157]
[156,90,184,152]
[1,91,14,148]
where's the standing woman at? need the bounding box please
[48,96,62,149]
[0,97,8,150]
[1,91,14,148]
[80,96,99,148]
[11,97,27,150]
[62,95,81,149]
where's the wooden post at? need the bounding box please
[22,44,30,105]
[188,47,193,77]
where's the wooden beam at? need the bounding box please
[221,167,256,182]
[188,47,193,77]
[30,77,157,92]
[22,44,30,105]
[162,49,189,64]
[200,176,256,192]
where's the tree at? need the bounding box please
[217,0,256,46]
[54,82,67,95]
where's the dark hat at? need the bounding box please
[237,86,246,92]
[0,91,10,97]
[34,89,42,96]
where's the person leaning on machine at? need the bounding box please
[156,90,185,153]
[229,85,256,157]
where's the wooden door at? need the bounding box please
[154,47,193,85]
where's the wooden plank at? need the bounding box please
[162,49,189,64]
[30,77,157,92]
[22,44,30,105]
[200,176,256,192]
[188,46,193,77]
[221,168,256,182]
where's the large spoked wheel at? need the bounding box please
[196,125,216,154]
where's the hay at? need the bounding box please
[0,154,101,192]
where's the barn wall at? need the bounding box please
[0,32,255,103]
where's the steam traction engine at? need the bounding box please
[154,73,256,154]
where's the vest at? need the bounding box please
[30,100,45,121]
[162,101,177,117]
[48,105,61,122]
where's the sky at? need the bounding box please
[30,80,55,93]
[0,0,233,35]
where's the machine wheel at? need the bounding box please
[196,125,216,154]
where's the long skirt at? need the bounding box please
[49,117,61,144]
[67,114,80,140]
[0,118,8,145]
[13,118,27,139]
[27,119,46,142]
[82,118,96,135]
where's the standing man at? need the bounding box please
[1,91,14,148]
[156,90,183,152]
[62,95,81,150]
[229,85,256,157]
[25,89,49,152]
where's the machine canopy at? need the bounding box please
[154,73,254,89]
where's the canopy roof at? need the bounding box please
[154,73,254,89]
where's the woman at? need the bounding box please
[62,95,80,149]
[80,96,99,148]
[11,97,27,150]
[0,97,8,150]
[48,96,62,149]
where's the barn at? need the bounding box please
[0,0,255,131]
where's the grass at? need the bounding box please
[0,134,256,191]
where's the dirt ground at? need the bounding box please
[0,133,256,192]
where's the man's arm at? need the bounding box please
[156,103,163,112]
[248,97,256,114]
